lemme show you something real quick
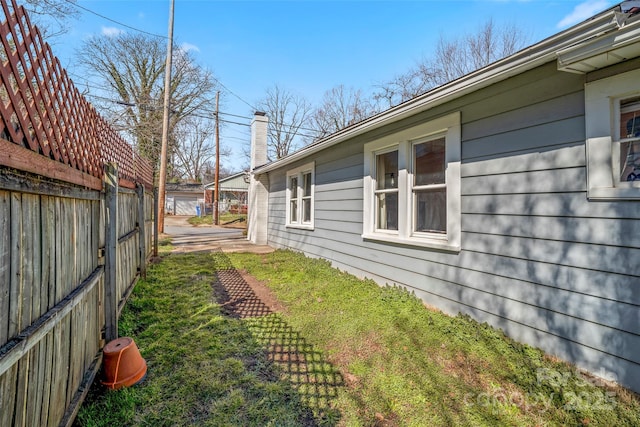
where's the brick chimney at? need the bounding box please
[247,112,269,245]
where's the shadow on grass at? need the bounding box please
[212,257,344,426]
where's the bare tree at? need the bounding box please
[171,116,230,182]
[21,0,80,40]
[258,85,312,160]
[375,19,529,108]
[76,32,218,170]
[310,85,376,138]
[372,67,434,113]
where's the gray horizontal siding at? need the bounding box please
[264,62,640,392]
[464,214,640,247]
[463,192,640,219]
[464,233,640,276]
[462,144,585,176]
[463,116,585,160]
[460,62,584,123]
[315,209,362,222]
[462,167,586,195]
[315,187,362,202]
[462,91,585,141]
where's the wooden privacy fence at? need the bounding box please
[0,1,156,426]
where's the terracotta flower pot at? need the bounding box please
[101,337,147,390]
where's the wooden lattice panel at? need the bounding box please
[0,0,154,189]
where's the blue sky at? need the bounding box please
[46,0,618,171]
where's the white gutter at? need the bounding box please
[254,7,620,175]
[557,20,640,73]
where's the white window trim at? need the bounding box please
[372,145,401,235]
[585,68,640,200]
[285,161,315,230]
[363,111,461,252]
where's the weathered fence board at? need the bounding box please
[0,364,17,426]
[0,172,155,426]
[13,356,27,427]
[25,340,41,427]
[43,195,55,313]
[104,163,118,343]
[0,190,9,348]
[9,192,21,338]
[39,332,53,427]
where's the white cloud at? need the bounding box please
[180,42,200,53]
[557,0,613,28]
[102,26,124,37]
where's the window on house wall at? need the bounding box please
[363,112,461,251]
[619,96,640,182]
[302,171,312,222]
[375,150,399,230]
[289,176,298,223]
[286,162,315,229]
[585,68,640,200]
[413,137,446,234]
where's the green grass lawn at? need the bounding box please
[76,248,640,427]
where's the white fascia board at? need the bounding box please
[557,19,640,73]
[253,8,619,176]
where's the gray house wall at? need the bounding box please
[265,61,640,391]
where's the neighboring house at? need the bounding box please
[165,182,204,215]
[204,172,250,212]
[248,3,640,393]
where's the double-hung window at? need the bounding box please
[412,137,447,234]
[286,162,314,229]
[363,112,461,251]
[617,96,640,182]
[585,68,640,200]
[375,149,399,231]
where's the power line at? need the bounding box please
[219,111,252,120]
[213,78,257,111]
[224,128,251,137]
[83,85,324,139]
[67,72,114,93]
[223,136,250,143]
[75,77,257,122]
[65,0,167,39]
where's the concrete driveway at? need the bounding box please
[162,216,274,254]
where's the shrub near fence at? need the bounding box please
[0,0,155,426]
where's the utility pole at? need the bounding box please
[157,0,175,233]
[213,90,220,225]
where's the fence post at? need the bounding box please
[153,187,159,257]
[136,184,146,279]
[104,163,118,342]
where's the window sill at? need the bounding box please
[286,224,315,231]
[587,186,640,201]
[362,233,461,253]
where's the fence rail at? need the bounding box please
[0,0,157,425]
